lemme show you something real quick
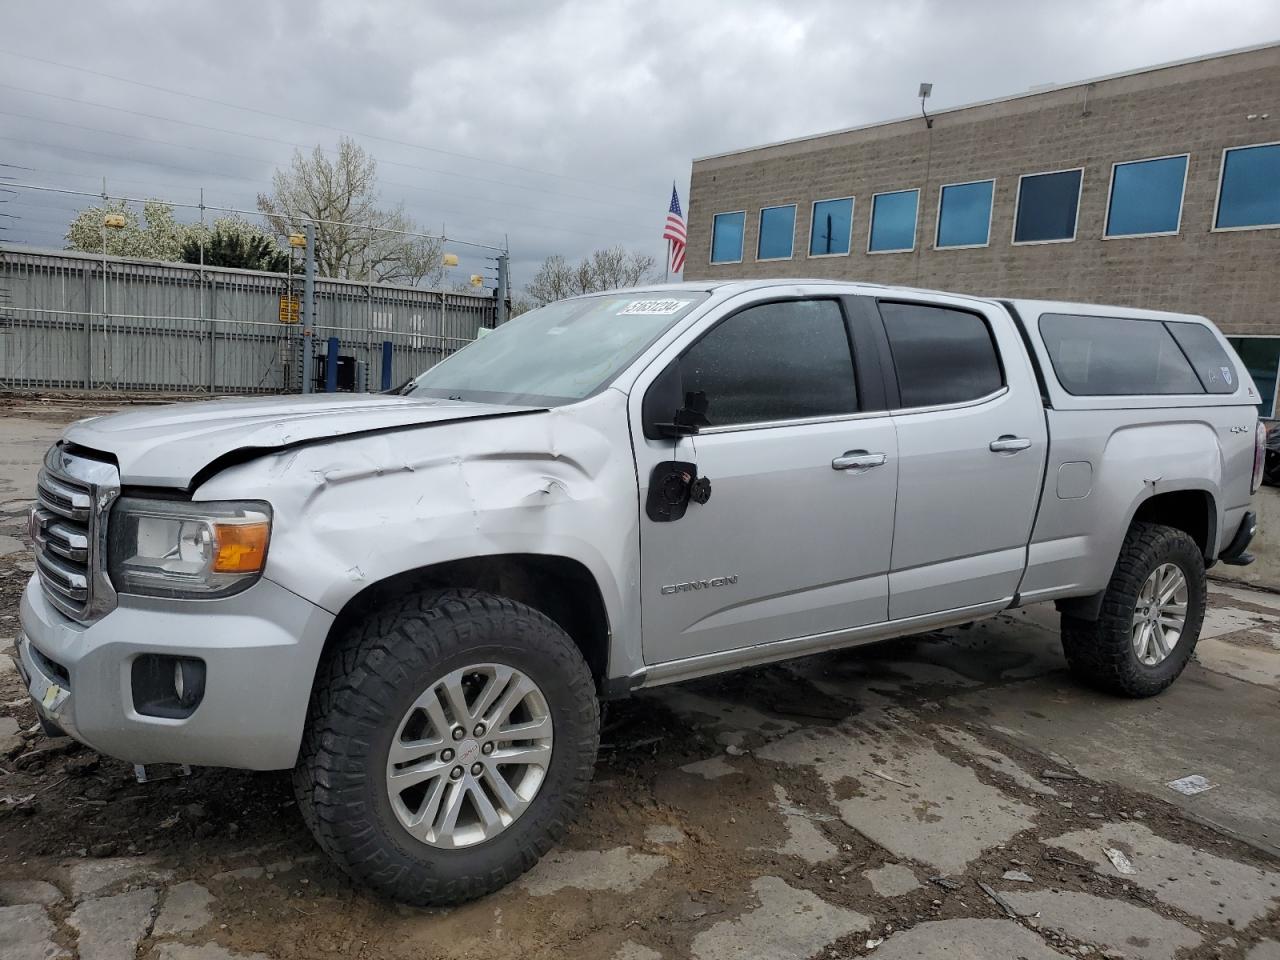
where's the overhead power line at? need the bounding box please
[2,166,639,247]
[0,82,655,213]
[0,48,653,199]
[6,162,235,197]
[0,82,654,213]
[1,179,508,252]
[0,109,645,231]
[0,134,254,181]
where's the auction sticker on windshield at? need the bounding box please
[618,299,693,316]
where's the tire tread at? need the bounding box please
[1060,522,1206,698]
[293,588,599,905]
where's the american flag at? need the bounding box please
[663,183,687,274]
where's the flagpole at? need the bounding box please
[664,240,670,283]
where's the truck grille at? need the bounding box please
[32,445,120,622]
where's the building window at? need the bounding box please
[1215,142,1280,231]
[1105,155,1188,238]
[710,211,746,264]
[1227,336,1280,418]
[868,189,919,253]
[757,204,797,261]
[808,197,854,257]
[1013,169,1083,244]
[935,180,994,248]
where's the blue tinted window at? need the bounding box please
[936,180,994,248]
[869,190,918,252]
[757,205,796,260]
[1228,336,1279,418]
[1014,170,1082,243]
[1106,156,1187,236]
[711,212,745,263]
[809,198,853,256]
[1217,143,1280,229]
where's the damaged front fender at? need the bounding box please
[194,391,642,675]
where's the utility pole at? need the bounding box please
[495,253,510,324]
[301,222,316,394]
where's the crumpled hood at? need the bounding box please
[62,393,544,488]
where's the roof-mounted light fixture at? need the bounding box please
[919,83,934,129]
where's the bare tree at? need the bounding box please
[525,246,658,307]
[257,138,444,287]
[582,246,656,291]
[525,255,578,307]
[509,292,537,317]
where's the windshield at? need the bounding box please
[406,292,708,405]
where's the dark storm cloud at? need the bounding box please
[1,0,1277,284]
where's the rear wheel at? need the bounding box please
[294,589,599,905]
[1060,522,1206,698]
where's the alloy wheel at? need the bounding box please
[1131,562,1188,666]
[385,663,553,849]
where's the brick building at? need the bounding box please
[684,43,1280,413]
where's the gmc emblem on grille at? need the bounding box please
[660,575,739,595]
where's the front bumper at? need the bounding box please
[15,632,75,740]
[17,574,335,770]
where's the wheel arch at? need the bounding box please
[1056,486,1217,623]
[1128,487,1218,562]
[317,553,613,691]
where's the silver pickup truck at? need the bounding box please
[17,279,1262,904]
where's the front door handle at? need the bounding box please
[832,450,887,471]
[990,436,1033,453]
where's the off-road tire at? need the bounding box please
[293,588,600,905]
[1060,522,1206,698]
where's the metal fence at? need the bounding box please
[0,246,496,394]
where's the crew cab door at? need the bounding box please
[870,297,1048,620]
[631,295,898,665]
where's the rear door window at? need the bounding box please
[878,302,1004,407]
[1039,313,1203,396]
[1166,322,1239,394]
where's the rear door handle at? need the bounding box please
[990,436,1033,453]
[832,450,887,471]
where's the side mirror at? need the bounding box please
[642,362,710,439]
[667,391,710,437]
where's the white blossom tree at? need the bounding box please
[64,199,187,260]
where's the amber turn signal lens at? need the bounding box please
[212,521,270,573]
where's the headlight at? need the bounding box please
[108,498,272,599]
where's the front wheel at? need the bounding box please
[294,589,600,905]
[1060,522,1207,698]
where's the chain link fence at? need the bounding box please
[0,246,495,395]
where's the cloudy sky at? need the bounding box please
[2,0,1278,286]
